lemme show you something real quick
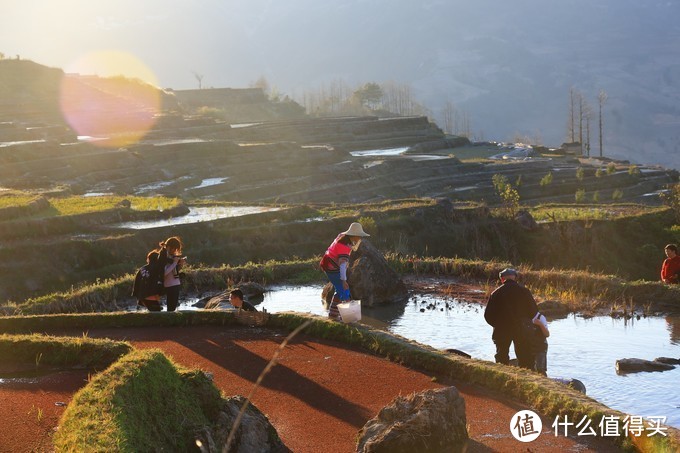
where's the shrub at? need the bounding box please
[575,189,586,203]
[606,162,617,175]
[539,172,553,187]
[576,167,585,181]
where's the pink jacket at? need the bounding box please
[320,234,351,272]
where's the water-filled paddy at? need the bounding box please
[112,206,281,229]
[180,285,680,428]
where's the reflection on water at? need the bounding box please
[667,316,680,345]
[112,206,282,230]
[210,285,680,428]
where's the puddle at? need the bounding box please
[191,177,229,189]
[176,285,680,428]
[111,206,282,229]
[350,147,410,157]
[363,161,384,169]
[0,140,46,147]
[147,139,208,146]
[407,154,451,161]
[230,123,262,128]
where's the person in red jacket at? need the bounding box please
[661,244,680,284]
[320,222,370,320]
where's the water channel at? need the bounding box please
[179,285,680,428]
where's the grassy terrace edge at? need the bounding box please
[0,311,677,452]
[8,255,680,316]
[0,333,132,368]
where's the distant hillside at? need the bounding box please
[0,59,306,130]
[160,0,680,168]
[0,59,64,122]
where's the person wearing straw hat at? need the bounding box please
[319,222,370,320]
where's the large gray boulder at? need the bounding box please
[356,386,468,453]
[196,395,286,453]
[322,238,407,307]
[616,358,676,373]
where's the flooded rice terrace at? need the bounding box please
[112,206,281,229]
[181,285,680,428]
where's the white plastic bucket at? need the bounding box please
[337,300,361,323]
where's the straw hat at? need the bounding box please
[341,222,370,237]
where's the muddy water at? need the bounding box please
[195,285,680,428]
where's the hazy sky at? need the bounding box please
[2,0,264,88]
[4,0,680,166]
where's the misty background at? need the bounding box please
[4,0,680,167]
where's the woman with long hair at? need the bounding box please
[158,236,186,312]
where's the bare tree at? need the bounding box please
[442,100,455,134]
[568,87,577,142]
[578,91,584,155]
[192,71,204,90]
[598,90,608,157]
[584,99,592,157]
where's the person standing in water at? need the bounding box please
[320,222,370,320]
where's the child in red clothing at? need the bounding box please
[661,244,680,284]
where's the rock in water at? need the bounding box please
[356,386,468,453]
[322,238,407,307]
[654,357,680,365]
[616,358,676,373]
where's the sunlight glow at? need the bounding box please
[59,50,161,147]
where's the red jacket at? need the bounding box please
[661,255,680,283]
[320,234,351,272]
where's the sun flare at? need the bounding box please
[59,50,161,147]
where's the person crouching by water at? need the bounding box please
[229,289,257,312]
[484,268,538,369]
[132,250,163,312]
[320,222,370,320]
[159,236,186,312]
[660,243,680,284]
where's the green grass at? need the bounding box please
[49,195,181,216]
[0,192,41,208]
[54,349,222,452]
[0,333,131,368]
[529,203,664,222]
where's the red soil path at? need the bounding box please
[2,325,620,452]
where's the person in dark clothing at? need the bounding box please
[229,289,257,312]
[132,250,164,311]
[484,268,538,369]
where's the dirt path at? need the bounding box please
[19,324,618,453]
[0,369,90,453]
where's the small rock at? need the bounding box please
[444,349,472,359]
[654,357,680,365]
[616,358,675,373]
